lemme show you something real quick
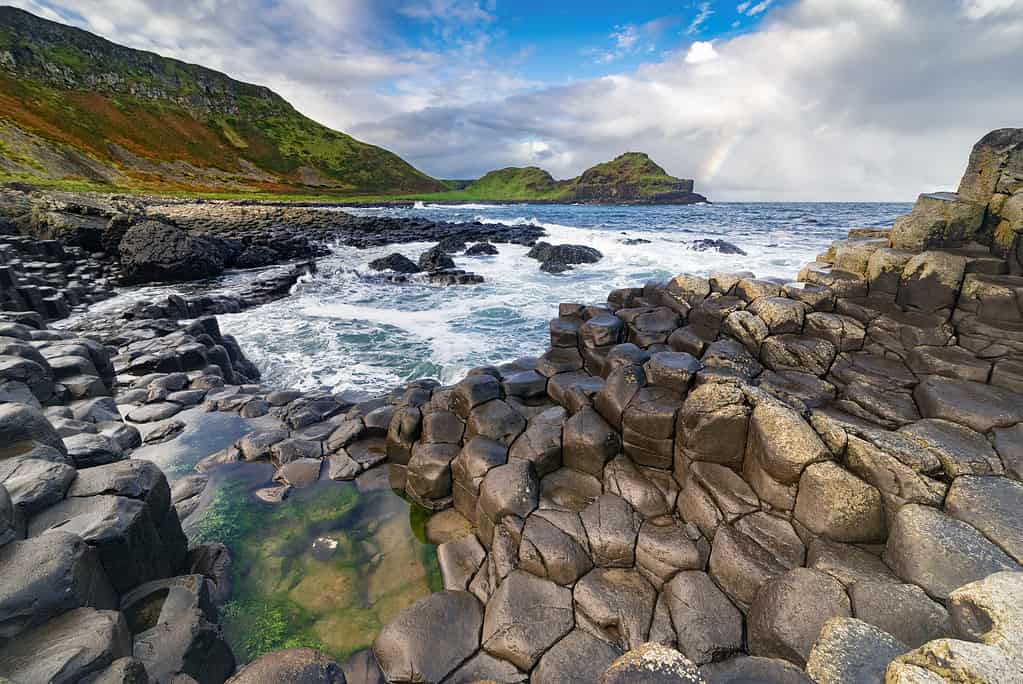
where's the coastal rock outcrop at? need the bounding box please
[370,129,1023,683]
[118,220,227,284]
[527,242,603,273]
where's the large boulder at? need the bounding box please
[793,462,886,544]
[883,504,1020,600]
[0,530,117,639]
[443,651,525,683]
[957,128,1023,202]
[601,643,706,683]
[533,629,622,684]
[373,590,483,683]
[29,495,170,593]
[805,617,906,684]
[0,402,66,455]
[574,567,657,651]
[747,568,852,667]
[227,648,346,683]
[948,571,1023,658]
[518,513,592,585]
[885,638,1023,683]
[665,571,743,665]
[482,570,574,670]
[849,581,951,649]
[944,476,1023,563]
[0,608,131,684]
[699,656,812,683]
[118,220,226,284]
[528,242,603,273]
[890,193,985,250]
[369,253,420,273]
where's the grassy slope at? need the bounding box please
[418,152,697,203]
[0,9,444,195]
[573,152,686,196]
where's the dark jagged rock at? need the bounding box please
[118,220,227,284]
[368,253,420,273]
[418,245,457,272]
[690,239,747,255]
[465,242,499,256]
[527,242,603,273]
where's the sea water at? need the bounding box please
[223,202,910,395]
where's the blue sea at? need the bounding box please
[111,202,913,394]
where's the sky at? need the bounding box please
[7,0,1023,200]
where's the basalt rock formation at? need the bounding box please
[371,130,1023,682]
[1,131,1022,683]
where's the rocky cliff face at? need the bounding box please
[891,128,1023,270]
[0,6,277,118]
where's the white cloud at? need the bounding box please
[684,41,719,64]
[354,0,1023,201]
[737,0,774,16]
[961,0,1023,17]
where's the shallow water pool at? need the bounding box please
[131,409,441,664]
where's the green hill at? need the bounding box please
[431,153,706,204]
[0,6,444,195]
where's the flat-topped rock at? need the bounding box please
[805,617,907,684]
[0,607,131,684]
[945,475,1023,563]
[849,580,952,648]
[226,647,345,684]
[748,568,852,668]
[914,375,1023,432]
[373,590,483,684]
[665,570,743,665]
[0,530,117,640]
[883,504,1021,599]
[574,567,657,651]
[29,494,170,592]
[533,629,622,684]
[482,570,574,670]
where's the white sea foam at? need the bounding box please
[101,202,909,395]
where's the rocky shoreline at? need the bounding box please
[0,129,1021,683]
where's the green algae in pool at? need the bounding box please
[193,475,442,663]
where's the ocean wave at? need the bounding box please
[473,215,580,233]
[427,202,504,210]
